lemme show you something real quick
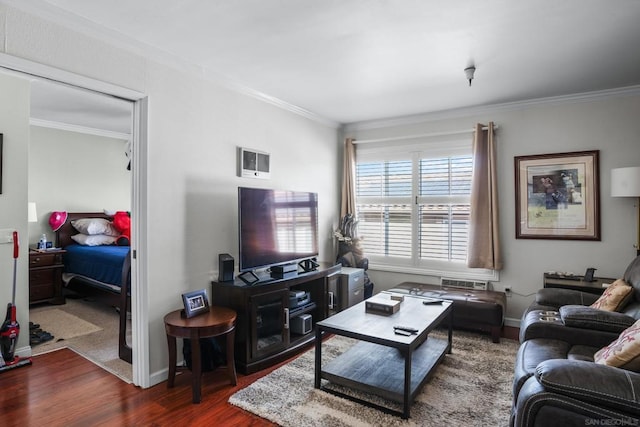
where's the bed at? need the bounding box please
[55,212,132,363]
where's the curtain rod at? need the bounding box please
[352,125,498,145]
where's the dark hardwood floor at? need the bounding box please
[0,348,280,427]
[0,326,519,426]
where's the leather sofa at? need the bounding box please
[511,255,640,427]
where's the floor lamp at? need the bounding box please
[611,167,640,256]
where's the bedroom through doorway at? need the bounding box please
[27,78,136,382]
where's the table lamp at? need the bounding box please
[611,166,640,255]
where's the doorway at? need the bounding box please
[0,54,149,387]
[28,79,134,380]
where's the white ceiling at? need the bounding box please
[20,0,640,129]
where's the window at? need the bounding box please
[355,140,477,276]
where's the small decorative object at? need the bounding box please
[181,289,210,318]
[515,150,600,240]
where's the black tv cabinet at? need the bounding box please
[211,262,341,374]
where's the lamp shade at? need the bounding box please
[28,202,38,223]
[611,167,640,197]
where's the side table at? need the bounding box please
[543,273,616,295]
[29,249,66,305]
[164,306,237,403]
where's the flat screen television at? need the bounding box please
[238,187,319,273]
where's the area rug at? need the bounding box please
[29,308,102,340]
[229,331,518,426]
[29,297,132,383]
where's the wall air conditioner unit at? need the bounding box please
[238,147,271,179]
[441,277,488,291]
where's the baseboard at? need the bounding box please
[15,345,32,358]
[149,367,169,387]
[504,317,520,328]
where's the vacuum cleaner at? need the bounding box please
[0,231,32,371]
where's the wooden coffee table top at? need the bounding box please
[317,293,452,346]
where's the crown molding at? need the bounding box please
[343,85,640,132]
[30,118,131,140]
[215,75,340,129]
[1,0,339,129]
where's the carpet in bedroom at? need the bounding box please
[229,330,518,426]
[29,297,132,383]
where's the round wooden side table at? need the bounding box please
[164,306,237,403]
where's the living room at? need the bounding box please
[1,1,640,425]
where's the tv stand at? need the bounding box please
[211,262,341,374]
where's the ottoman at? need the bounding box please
[388,282,506,342]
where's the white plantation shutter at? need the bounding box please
[355,140,472,270]
[356,160,412,258]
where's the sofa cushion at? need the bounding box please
[535,287,599,307]
[594,319,640,371]
[589,279,633,311]
[559,305,636,332]
[535,359,640,416]
[567,345,597,361]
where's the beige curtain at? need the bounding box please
[340,138,356,218]
[467,122,503,270]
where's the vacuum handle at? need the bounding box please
[13,231,18,259]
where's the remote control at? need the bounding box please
[394,325,419,333]
[423,299,443,305]
[394,329,412,336]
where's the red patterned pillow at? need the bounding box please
[590,279,633,311]
[594,319,640,371]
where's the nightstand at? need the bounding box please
[29,249,66,305]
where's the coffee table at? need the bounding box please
[314,293,453,419]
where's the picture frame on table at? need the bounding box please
[182,289,210,318]
[515,150,600,240]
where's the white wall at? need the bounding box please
[345,94,640,325]
[28,126,131,246]
[0,72,30,353]
[0,5,341,385]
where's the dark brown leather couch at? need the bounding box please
[511,256,640,427]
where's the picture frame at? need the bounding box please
[515,150,600,240]
[181,289,210,318]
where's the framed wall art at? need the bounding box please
[181,289,210,318]
[515,150,600,240]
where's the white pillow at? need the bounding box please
[71,234,117,246]
[71,218,119,236]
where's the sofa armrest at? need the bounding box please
[559,305,636,333]
[535,359,640,415]
[535,288,599,307]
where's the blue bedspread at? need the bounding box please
[63,244,129,287]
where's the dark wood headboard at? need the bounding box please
[55,212,113,248]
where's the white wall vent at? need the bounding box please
[440,277,488,291]
[238,147,271,179]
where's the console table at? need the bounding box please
[543,273,616,295]
[211,262,341,374]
